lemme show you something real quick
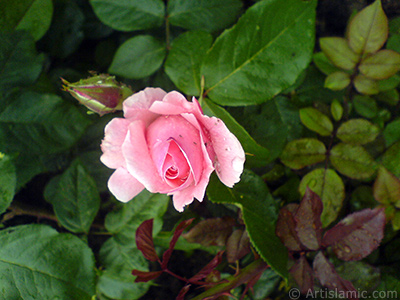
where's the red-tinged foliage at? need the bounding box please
[135,219,159,262]
[313,252,358,300]
[190,251,225,283]
[131,269,163,283]
[323,208,386,261]
[226,229,251,263]
[294,188,323,250]
[161,218,195,270]
[183,217,236,247]
[176,284,191,300]
[290,255,314,294]
[276,204,303,251]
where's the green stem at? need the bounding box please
[190,259,268,300]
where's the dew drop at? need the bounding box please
[344,246,351,253]
[225,147,231,151]
[231,157,243,172]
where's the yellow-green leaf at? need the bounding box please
[347,0,388,54]
[300,107,333,136]
[354,74,379,95]
[299,168,345,227]
[359,49,400,80]
[324,71,351,91]
[320,37,359,70]
[373,167,400,207]
[337,119,380,145]
[331,99,343,121]
[280,138,326,170]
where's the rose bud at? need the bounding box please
[100,88,245,212]
[61,74,133,116]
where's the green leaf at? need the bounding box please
[374,89,399,106]
[378,74,400,91]
[299,107,333,136]
[105,190,169,245]
[0,224,96,299]
[337,119,380,145]
[319,37,359,70]
[165,31,213,96]
[347,0,388,54]
[299,168,345,227]
[354,74,379,95]
[0,153,16,215]
[331,99,343,121]
[89,0,165,31]
[168,0,242,32]
[44,159,100,234]
[313,52,342,75]
[207,170,288,279]
[359,49,400,80]
[0,0,53,41]
[353,95,378,118]
[330,143,378,180]
[97,238,150,300]
[109,35,166,79]
[203,99,270,165]
[384,118,400,147]
[201,0,317,106]
[324,71,351,91]
[0,92,91,155]
[0,31,44,93]
[280,138,326,170]
[373,167,400,207]
[380,141,400,178]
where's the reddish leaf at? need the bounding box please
[276,203,303,251]
[176,284,191,300]
[323,208,385,261]
[226,229,251,263]
[183,217,236,246]
[135,219,159,262]
[190,251,225,283]
[313,252,358,300]
[295,188,323,250]
[161,218,195,270]
[131,269,163,283]
[290,255,314,294]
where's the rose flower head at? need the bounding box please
[100,88,245,211]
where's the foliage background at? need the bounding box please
[1,0,400,299]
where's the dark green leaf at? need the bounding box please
[0,225,96,299]
[384,118,400,147]
[44,159,101,234]
[89,0,165,31]
[168,0,242,32]
[300,107,333,136]
[203,99,270,165]
[280,138,326,170]
[207,170,288,279]
[353,95,378,118]
[109,35,166,79]
[201,0,317,105]
[165,31,213,96]
[337,119,380,145]
[373,166,400,207]
[330,143,378,180]
[0,0,53,41]
[380,141,400,178]
[313,52,342,75]
[0,92,91,155]
[0,31,44,93]
[0,153,16,215]
[374,89,399,106]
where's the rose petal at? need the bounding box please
[122,120,170,193]
[100,118,130,169]
[108,168,144,202]
[123,87,166,124]
[149,91,194,115]
[199,116,245,187]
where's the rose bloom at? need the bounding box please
[100,88,245,212]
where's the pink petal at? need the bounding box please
[149,91,194,115]
[123,87,167,125]
[199,115,245,187]
[122,120,170,193]
[100,118,130,169]
[108,168,144,202]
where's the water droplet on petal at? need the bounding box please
[231,157,243,173]
[225,147,231,151]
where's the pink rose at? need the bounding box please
[100,88,245,212]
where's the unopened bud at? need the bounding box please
[61,73,133,116]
